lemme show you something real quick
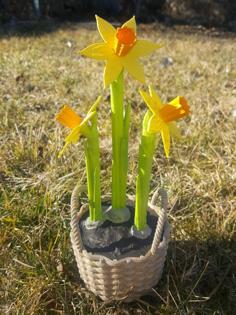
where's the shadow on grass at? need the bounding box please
[0,20,85,39]
[0,19,235,40]
[65,238,235,314]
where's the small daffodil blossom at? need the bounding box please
[80,15,162,87]
[56,96,101,157]
[140,86,190,157]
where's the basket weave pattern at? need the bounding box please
[70,186,170,301]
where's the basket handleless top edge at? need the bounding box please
[70,185,170,265]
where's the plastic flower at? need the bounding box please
[80,16,162,87]
[140,86,190,157]
[56,96,101,157]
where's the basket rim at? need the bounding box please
[71,194,170,266]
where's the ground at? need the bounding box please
[0,21,236,315]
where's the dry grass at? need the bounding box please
[0,22,236,315]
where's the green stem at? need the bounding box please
[135,111,156,231]
[110,71,127,209]
[120,103,130,207]
[84,114,102,221]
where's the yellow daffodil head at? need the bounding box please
[55,96,101,157]
[140,86,190,158]
[80,15,162,88]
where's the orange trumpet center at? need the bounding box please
[56,105,82,129]
[114,27,136,57]
[159,97,190,123]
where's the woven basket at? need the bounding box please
[70,186,170,302]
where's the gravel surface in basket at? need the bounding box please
[79,206,158,260]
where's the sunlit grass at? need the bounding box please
[0,22,235,314]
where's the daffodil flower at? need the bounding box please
[80,16,162,87]
[56,96,103,221]
[56,96,101,157]
[135,87,189,231]
[140,86,190,157]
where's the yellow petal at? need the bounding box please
[130,39,162,58]
[149,86,162,109]
[148,114,165,133]
[65,125,81,144]
[122,16,136,32]
[140,90,158,114]
[58,129,81,158]
[80,43,113,60]
[168,96,182,108]
[169,96,190,116]
[80,111,96,129]
[87,95,102,114]
[168,122,181,139]
[95,15,116,43]
[58,142,70,158]
[58,127,81,157]
[104,58,123,87]
[161,126,170,158]
[56,105,82,129]
[123,58,145,83]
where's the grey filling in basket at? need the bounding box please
[79,205,162,260]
